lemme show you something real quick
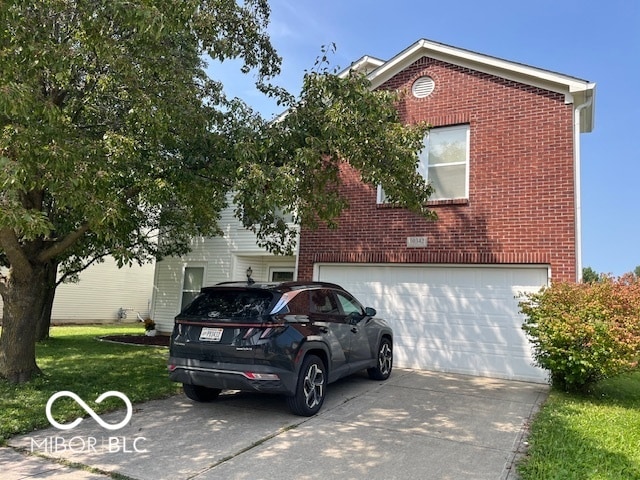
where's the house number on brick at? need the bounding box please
[406,236,428,248]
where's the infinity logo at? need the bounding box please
[46,391,133,431]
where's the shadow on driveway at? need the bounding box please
[8,369,548,480]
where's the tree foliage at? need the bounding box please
[234,65,435,253]
[581,266,601,284]
[519,274,640,392]
[1,0,279,270]
[0,1,435,382]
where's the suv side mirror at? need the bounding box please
[347,307,376,325]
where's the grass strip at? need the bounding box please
[0,325,180,444]
[518,371,640,479]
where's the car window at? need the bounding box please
[310,289,340,315]
[335,292,365,316]
[180,290,274,319]
[273,290,309,315]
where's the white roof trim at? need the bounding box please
[365,39,595,132]
[338,55,385,78]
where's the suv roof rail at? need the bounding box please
[209,280,344,290]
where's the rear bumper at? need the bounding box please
[168,357,298,396]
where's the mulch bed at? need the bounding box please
[100,334,170,347]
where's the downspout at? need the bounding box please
[573,95,592,282]
[293,228,301,281]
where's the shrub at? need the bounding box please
[519,274,640,392]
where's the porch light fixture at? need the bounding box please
[246,266,254,284]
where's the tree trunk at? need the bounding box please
[34,260,59,342]
[0,263,50,383]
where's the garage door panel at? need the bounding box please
[374,285,526,314]
[394,334,532,360]
[387,297,522,321]
[394,318,529,346]
[317,264,548,382]
[395,344,538,379]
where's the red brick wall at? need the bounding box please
[297,56,577,282]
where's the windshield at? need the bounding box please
[180,289,275,319]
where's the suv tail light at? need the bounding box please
[242,326,284,340]
[243,372,280,381]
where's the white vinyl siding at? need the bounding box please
[0,257,154,324]
[150,201,297,333]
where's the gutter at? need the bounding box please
[573,95,593,282]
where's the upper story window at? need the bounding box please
[274,206,296,225]
[181,266,204,310]
[377,124,470,204]
[419,124,469,200]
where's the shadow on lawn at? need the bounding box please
[100,334,170,347]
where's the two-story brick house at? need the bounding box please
[151,39,595,383]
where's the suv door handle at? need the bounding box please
[351,327,358,334]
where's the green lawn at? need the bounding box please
[2,325,639,480]
[0,325,180,444]
[519,371,640,479]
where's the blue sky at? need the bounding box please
[210,0,639,276]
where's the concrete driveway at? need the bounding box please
[5,369,548,480]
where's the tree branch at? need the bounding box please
[38,223,90,263]
[56,252,108,287]
[0,227,32,276]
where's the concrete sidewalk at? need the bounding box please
[3,369,548,479]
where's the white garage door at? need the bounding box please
[317,264,549,383]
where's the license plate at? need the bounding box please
[199,327,223,342]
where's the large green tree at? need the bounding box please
[0,0,434,383]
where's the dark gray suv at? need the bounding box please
[168,281,393,416]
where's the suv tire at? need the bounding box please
[367,337,393,380]
[287,355,326,416]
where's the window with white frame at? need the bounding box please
[377,124,469,203]
[270,268,294,282]
[274,207,295,225]
[181,266,204,310]
[421,124,469,200]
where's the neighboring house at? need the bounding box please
[151,38,595,383]
[150,202,297,332]
[0,257,154,324]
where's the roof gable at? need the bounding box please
[340,55,385,77]
[362,39,595,133]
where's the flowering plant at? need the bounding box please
[143,318,156,331]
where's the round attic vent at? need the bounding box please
[411,76,435,98]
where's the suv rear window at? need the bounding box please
[180,289,275,319]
